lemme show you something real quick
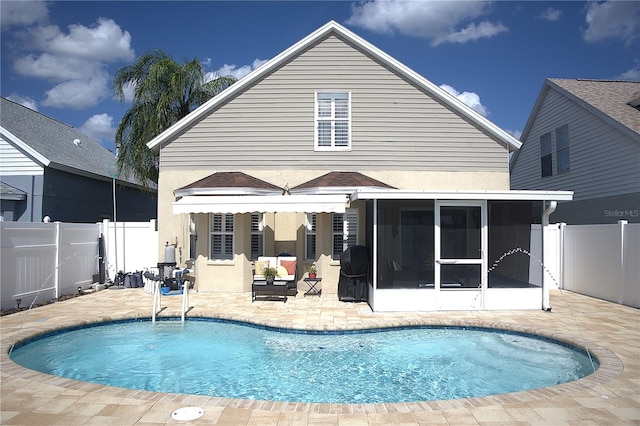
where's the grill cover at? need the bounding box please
[338,245,370,302]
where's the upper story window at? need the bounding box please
[315,92,351,151]
[539,124,570,178]
[210,213,234,260]
[540,132,552,178]
[555,125,570,174]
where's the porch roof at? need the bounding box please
[350,189,574,202]
[173,194,347,214]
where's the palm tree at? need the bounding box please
[113,50,236,187]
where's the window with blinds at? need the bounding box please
[332,209,358,260]
[306,213,316,260]
[250,213,263,260]
[316,92,351,150]
[210,213,234,260]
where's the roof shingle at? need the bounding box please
[549,79,640,136]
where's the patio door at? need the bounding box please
[435,201,486,310]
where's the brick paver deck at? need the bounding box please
[1,289,638,425]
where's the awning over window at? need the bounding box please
[173,194,347,214]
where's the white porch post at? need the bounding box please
[541,200,557,311]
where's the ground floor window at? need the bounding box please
[306,213,316,260]
[250,213,263,260]
[188,214,197,260]
[209,213,234,260]
[332,209,358,260]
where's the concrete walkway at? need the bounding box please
[1,288,638,425]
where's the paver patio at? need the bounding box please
[1,288,638,425]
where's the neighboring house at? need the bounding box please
[0,97,157,223]
[147,21,571,312]
[511,79,640,225]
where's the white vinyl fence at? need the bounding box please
[2,219,637,310]
[0,220,158,311]
[561,221,639,308]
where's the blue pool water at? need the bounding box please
[10,319,596,404]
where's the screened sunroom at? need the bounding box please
[351,190,572,311]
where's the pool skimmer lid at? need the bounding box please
[171,406,204,421]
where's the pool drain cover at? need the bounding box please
[171,406,204,421]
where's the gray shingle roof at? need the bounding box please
[0,97,143,186]
[548,79,640,136]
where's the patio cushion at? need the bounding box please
[254,260,269,275]
[280,259,296,275]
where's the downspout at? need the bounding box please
[541,200,557,311]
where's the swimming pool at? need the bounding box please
[10,318,597,404]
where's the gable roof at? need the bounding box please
[0,97,148,188]
[147,20,521,152]
[512,78,640,170]
[521,79,640,144]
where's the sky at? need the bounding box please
[1,1,639,154]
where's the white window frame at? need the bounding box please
[315,91,351,151]
[209,213,234,260]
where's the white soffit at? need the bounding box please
[173,194,347,214]
[350,189,574,202]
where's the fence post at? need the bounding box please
[618,220,627,305]
[558,222,566,290]
[54,221,61,299]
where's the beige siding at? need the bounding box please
[0,137,43,176]
[160,35,508,172]
[511,89,640,201]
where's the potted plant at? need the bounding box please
[262,265,278,285]
[307,263,317,279]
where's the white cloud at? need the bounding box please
[506,129,522,140]
[537,7,562,22]
[6,93,38,111]
[27,19,134,62]
[435,21,508,46]
[617,65,640,81]
[80,113,116,144]
[440,84,489,117]
[211,58,268,80]
[583,1,640,46]
[41,72,110,109]
[346,0,508,46]
[7,10,134,109]
[0,0,49,30]
[14,53,101,82]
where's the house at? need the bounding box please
[147,21,571,312]
[510,79,640,225]
[0,97,157,223]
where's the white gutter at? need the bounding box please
[541,200,557,311]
